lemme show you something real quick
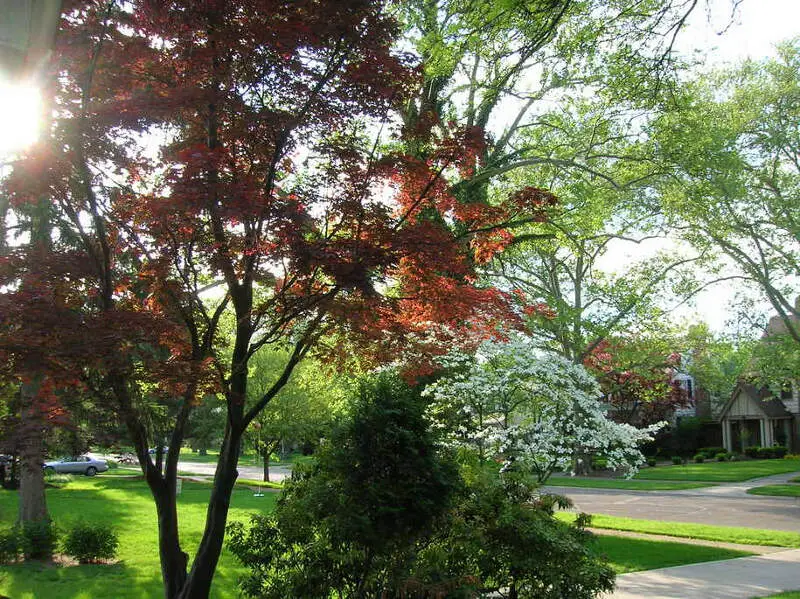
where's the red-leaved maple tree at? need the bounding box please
[1,2,554,597]
[584,340,689,426]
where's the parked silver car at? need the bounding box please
[43,456,109,476]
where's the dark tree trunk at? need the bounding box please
[18,381,47,524]
[154,484,188,598]
[176,427,242,599]
[261,440,280,482]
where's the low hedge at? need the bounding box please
[698,446,726,459]
[746,446,789,460]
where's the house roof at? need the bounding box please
[765,313,800,337]
[718,383,791,420]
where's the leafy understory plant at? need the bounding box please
[62,522,119,564]
[0,528,19,564]
[425,338,665,482]
[19,519,57,561]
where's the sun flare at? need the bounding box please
[0,81,43,158]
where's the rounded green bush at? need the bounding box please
[63,522,119,563]
[671,456,682,465]
[715,452,728,462]
[693,453,705,464]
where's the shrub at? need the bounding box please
[784,453,800,460]
[693,454,705,463]
[43,472,73,486]
[754,446,788,459]
[0,528,19,563]
[414,471,614,599]
[729,453,740,462]
[63,522,119,563]
[698,447,726,459]
[228,371,615,599]
[715,452,728,462]
[671,456,683,465]
[229,371,462,598]
[19,519,57,560]
[646,458,657,467]
[744,446,761,459]
[591,456,608,470]
[772,446,788,459]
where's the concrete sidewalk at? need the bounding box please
[606,549,800,598]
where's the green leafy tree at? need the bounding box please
[228,371,460,598]
[683,323,755,412]
[655,41,800,346]
[186,396,225,456]
[407,7,720,381]
[245,351,344,481]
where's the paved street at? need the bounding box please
[546,471,800,532]
[177,459,292,482]
[548,486,800,532]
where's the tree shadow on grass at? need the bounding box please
[1,560,164,599]
[0,476,276,598]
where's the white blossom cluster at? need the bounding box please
[423,338,665,481]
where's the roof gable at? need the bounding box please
[719,383,791,420]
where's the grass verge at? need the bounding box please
[547,477,713,491]
[556,512,800,548]
[633,459,800,482]
[235,478,283,490]
[593,535,753,574]
[747,485,800,497]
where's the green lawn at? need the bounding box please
[0,475,759,597]
[0,475,277,599]
[234,478,283,490]
[547,476,714,491]
[592,535,753,574]
[747,485,800,497]
[557,512,800,548]
[756,593,800,598]
[633,459,800,482]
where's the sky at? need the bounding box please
[598,0,800,333]
[683,0,800,66]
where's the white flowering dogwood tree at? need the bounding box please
[424,338,665,482]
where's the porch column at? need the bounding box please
[760,419,767,447]
[764,419,773,447]
[722,419,730,452]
